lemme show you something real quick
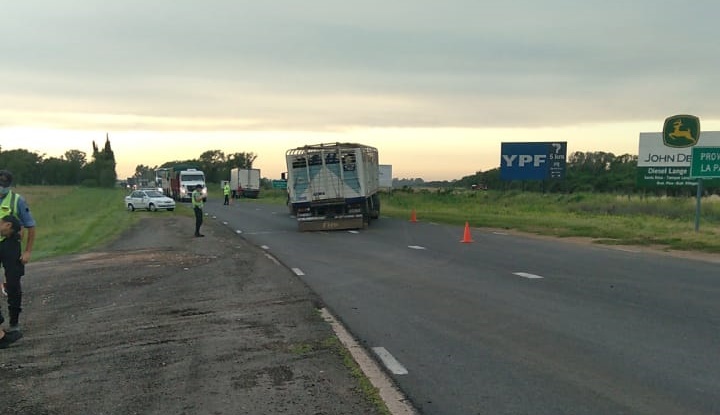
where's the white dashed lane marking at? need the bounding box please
[408,246,426,250]
[264,253,280,266]
[514,272,544,279]
[372,347,409,375]
[292,268,305,276]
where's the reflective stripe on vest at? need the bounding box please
[0,191,19,241]
[191,191,203,208]
[0,191,18,220]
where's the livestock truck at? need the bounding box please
[230,168,261,198]
[286,142,380,231]
[157,167,207,202]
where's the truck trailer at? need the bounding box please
[286,142,380,231]
[230,168,261,198]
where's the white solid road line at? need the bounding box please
[513,272,544,279]
[292,268,305,276]
[372,347,409,375]
[321,309,418,415]
[264,253,281,266]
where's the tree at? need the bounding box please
[0,148,44,184]
[84,134,118,187]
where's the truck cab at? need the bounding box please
[178,169,207,202]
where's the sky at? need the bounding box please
[2,0,720,181]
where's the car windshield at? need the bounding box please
[145,191,164,197]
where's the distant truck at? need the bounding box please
[230,168,261,198]
[285,142,380,231]
[157,167,207,202]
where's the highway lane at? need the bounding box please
[205,199,720,415]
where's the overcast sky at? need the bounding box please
[2,1,720,180]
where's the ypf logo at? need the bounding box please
[663,115,700,148]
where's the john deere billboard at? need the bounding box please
[638,115,720,186]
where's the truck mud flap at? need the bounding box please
[298,217,365,232]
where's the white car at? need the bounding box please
[125,189,176,212]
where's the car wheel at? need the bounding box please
[127,204,135,212]
[149,203,157,212]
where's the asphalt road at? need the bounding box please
[206,198,720,415]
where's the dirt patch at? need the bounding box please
[1,215,384,415]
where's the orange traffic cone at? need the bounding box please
[410,209,418,223]
[460,221,474,243]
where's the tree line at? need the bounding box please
[453,151,720,196]
[2,141,717,195]
[0,136,117,187]
[132,149,258,185]
[0,138,257,188]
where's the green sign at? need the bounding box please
[691,147,720,178]
[272,179,287,189]
[663,115,700,148]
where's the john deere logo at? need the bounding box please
[663,115,700,148]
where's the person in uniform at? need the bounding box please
[0,215,24,347]
[0,169,36,341]
[223,182,231,205]
[192,184,205,237]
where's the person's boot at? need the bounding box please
[8,310,20,332]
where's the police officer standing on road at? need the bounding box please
[192,184,205,237]
[0,169,36,345]
[223,182,231,206]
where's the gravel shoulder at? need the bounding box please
[0,215,386,415]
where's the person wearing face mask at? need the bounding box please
[0,169,36,335]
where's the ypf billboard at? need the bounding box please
[500,142,567,181]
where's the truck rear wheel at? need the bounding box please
[362,199,372,228]
[370,193,380,219]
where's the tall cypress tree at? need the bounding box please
[99,134,118,187]
[86,134,118,187]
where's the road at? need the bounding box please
[205,198,720,415]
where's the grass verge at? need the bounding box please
[17,186,192,261]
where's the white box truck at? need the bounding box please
[230,168,261,198]
[286,142,380,231]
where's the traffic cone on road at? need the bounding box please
[410,209,418,223]
[460,221,474,243]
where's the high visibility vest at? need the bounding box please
[191,190,204,208]
[0,191,19,241]
[0,190,19,220]
[223,185,230,195]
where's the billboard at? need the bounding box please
[500,142,567,181]
[637,131,720,186]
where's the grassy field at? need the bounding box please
[381,190,720,253]
[17,185,720,261]
[14,186,192,261]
